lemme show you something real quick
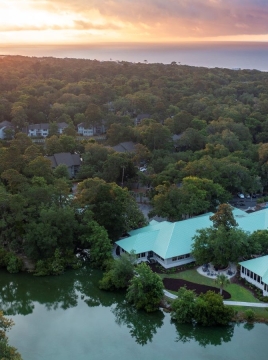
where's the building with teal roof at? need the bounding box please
[115,208,268,271]
[239,256,268,296]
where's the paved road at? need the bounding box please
[164,290,268,307]
[223,301,268,307]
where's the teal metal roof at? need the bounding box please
[239,256,268,284]
[116,208,268,261]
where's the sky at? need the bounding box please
[1,0,268,45]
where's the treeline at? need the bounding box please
[0,133,146,274]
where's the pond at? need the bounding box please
[0,266,267,360]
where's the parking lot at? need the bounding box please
[229,195,258,210]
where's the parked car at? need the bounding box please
[245,193,250,199]
[237,193,245,199]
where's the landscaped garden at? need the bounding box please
[164,268,259,302]
[150,264,268,322]
[150,264,260,302]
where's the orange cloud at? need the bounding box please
[1,0,268,44]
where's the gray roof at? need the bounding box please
[27,122,68,130]
[112,141,136,153]
[172,134,182,142]
[47,152,81,168]
[0,121,13,128]
[28,123,49,130]
[137,114,150,121]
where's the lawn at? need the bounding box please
[231,306,268,321]
[160,269,260,302]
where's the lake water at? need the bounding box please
[0,266,267,360]
[1,42,268,71]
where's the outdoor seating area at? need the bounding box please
[197,263,236,279]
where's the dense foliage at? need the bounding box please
[171,287,234,326]
[0,311,22,360]
[191,204,250,266]
[2,56,268,271]
[126,263,164,312]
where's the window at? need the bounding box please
[141,253,145,258]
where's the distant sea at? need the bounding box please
[1,42,268,71]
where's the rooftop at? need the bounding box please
[239,255,268,284]
[116,208,268,260]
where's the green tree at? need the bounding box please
[126,262,164,312]
[192,225,249,268]
[10,133,33,154]
[48,122,59,137]
[209,203,238,230]
[59,135,77,153]
[24,156,53,183]
[99,251,136,290]
[24,205,78,260]
[248,230,268,255]
[76,178,146,240]
[171,287,196,324]
[0,311,22,360]
[214,274,230,295]
[106,123,135,146]
[195,291,234,326]
[136,121,172,151]
[84,103,102,128]
[53,164,70,179]
[79,220,112,269]
[45,135,63,155]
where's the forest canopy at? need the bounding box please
[1,55,268,273]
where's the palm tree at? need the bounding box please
[215,274,230,295]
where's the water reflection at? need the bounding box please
[0,267,122,316]
[0,266,238,351]
[112,300,164,345]
[174,322,235,347]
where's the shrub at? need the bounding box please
[6,255,23,274]
[244,309,255,322]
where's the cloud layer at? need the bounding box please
[1,0,268,43]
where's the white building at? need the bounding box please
[77,122,105,136]
[239,256,268,296]
[116,208,268,271]
[77,123,94,136]
[0,121,14,139]
[27,122,68,137]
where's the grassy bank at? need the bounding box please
[160,268,259,302]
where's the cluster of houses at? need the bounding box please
[115,207,268,296]
[0,112,151,140]
[0,121,106,140]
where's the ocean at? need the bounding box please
[1,42,268,71]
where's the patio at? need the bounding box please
[197,263,237,279]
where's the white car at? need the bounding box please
[237,193,245,199]
[139,167,147,172]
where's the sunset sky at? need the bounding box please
[1,0,268,45]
